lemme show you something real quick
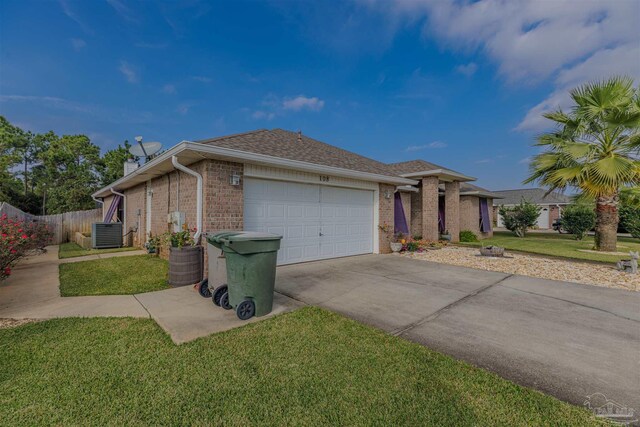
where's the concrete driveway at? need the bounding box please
[276,254,640,413]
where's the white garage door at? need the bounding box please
[244,178,374,265]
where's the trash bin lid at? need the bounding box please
[206,231,243,245]
[224,231,283,242]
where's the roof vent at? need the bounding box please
[297,130,302,143]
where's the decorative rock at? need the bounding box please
[479,246,505,257]
[617,251,638,274]
[404,246,639,292]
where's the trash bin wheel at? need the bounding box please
[236,299,255,320]
[198,279,211,298]
[212,285,228,307]
[219,292,232,310]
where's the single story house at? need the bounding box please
[94,129,499,265]
[493,188,572,230]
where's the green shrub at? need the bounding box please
[459,230,478,242]
[498,200,541,237]
[560,204,596,240]
[620,204,640,239]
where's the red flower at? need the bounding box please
[21,234,28,239]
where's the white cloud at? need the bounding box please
[455,62,477,77]
[362,0,639,131]
[134,42,168,49]
[475,158,493,164]
[162,84,176,94]
[282,95,325,112]
[517,43,640,131]
[106,0,138,22]
[176,103,194,115]
[405,141,447,151]
[70,38,86,51]
[252,110,275,120]
[0,94,152,123]
[118,61,138,83]
[518,157,531,164]
[191,76,212,83]
[58,0,94,35]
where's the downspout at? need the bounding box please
[110,188,126,234]
[92,196,104,207]
[171,155,203,243]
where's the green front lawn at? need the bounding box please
[59,255,169,296]
[0,308,603,426]
[462,231,640,263]
[58,242,139,259]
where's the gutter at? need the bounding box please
[92,195,104,207]
[110,188,126,233]
[460,190,503,199]
[401,169,476,182]
[171,155,203,243]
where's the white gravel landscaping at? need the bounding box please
[402,246,639,292]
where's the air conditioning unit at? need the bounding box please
[92,223,123,249]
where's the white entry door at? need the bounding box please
[537,207,550,229]
[244,178,374,265]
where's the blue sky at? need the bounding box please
[1,0,638,190]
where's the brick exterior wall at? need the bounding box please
[101,195,114,222]
[549,205,561,228]
[400,192,412,233]
[202,160,244,233]
[444,181,460,242]
[378,184,395,254]
[410,189,422,238]
[459,196,479,236]
[421,177,439,241]
[459,196,494,239]
[124,183,146,247]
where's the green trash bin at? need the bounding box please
[215,231,282,320]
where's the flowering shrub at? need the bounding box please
[1,214,53,280]
[401,238,447,253]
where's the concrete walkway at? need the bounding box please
[0,246,300,344]
[0,247,148,318]
[276,255,640,414]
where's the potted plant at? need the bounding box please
[390,232,405,253]
[378,222,400,253]
[164,225,203,287]
[439,229,452,242]
[145,234,160,254]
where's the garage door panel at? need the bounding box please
[244,178,373,265]
[267,204,285,219]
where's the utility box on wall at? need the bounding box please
[168,211,185,232]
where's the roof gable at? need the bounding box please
[492,188,572,205]
[197,129,401,177]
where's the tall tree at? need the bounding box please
[525,77,640,251]
[39,133,102,214]
[0,117,25,204]
[99,140,134,186]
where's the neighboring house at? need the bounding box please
[492,188,572,230]
[93,129,498,266]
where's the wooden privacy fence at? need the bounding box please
[0,202,101,245]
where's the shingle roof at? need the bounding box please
[387,159,463,176]
[492,188,572,206]
[196,129,401,177]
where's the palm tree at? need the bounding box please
[525,76,640,252]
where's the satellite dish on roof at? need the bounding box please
[129,137,162,160]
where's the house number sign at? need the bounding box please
[319,175,330,182]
